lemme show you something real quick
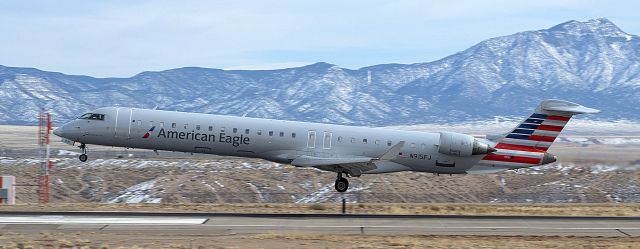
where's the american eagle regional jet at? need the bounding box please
[54,99,599,192]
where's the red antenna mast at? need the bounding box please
[37,111,53,204]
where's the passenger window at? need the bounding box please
[350,138,355,143]
[410,143,416,148]
[292,133,296,138]
[269,131,274,136]
[220,127,225,133]
[363,139,368,144]
[149,121,154,127]
[421,143,426,150]
[279,131,284,137]
[137,120,141,126]
[208,126,213,131]
[183,124,188,129]
[387,141,392,146]
[196,125,201,130]
[375,140,380,145]
[172,123,176,128]
[159,122,164,128]
[337,136,342,142]
[233,128,238,133]
[257,130,262,135]
[245,129,250,134]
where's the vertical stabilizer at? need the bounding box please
[496,99,600,152]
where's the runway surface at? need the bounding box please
[0,212,639,237]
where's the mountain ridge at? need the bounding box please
[1,18,638,125]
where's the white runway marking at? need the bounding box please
[0,215,206,224]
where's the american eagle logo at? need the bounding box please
[142,126,156,138]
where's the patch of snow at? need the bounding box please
[296,184,334,203]
[57,150,81,156]
[214,181,224,188]
[295,183,371,203]
[107,179,162,204]
[246,183,265,202]
[202,182,216,191]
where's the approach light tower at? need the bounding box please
[37,111,53,204]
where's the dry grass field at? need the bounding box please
[0,233,639,249]
[2,203,640,216]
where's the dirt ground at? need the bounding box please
[0,233,638,249]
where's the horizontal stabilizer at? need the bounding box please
[538,99,600,115]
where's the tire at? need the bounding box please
[79,154,88,162]
[335,178,349,192]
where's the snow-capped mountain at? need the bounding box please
[1,18,638,125]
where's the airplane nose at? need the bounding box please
[541,152,557,165]
[53,126,63,137]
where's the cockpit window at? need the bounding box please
[78,113,105,120]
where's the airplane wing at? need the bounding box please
[290,155,374,167]
[290,141,405,175]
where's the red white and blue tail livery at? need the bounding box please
[470,99,600,174]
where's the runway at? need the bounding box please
[0,212,638,237]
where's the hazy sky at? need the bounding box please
[1,0,639,77]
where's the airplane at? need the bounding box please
[53,99,599,192]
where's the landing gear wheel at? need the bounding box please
[78,143,88,162]
[335,177,349,192]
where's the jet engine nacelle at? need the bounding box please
[438,132,494,157]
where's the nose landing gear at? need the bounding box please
[78,143,88,162]
[335,173,349,192]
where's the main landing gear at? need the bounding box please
[78,143,88,162]
[335,173,349,192]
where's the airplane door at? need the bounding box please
[114,108,132,138]
[307,130,316,149]
[323,131,332,149]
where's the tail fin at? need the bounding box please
[496,99,600,152]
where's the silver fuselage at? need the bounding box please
[55,107,511,174]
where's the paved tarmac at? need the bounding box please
[0,212,639,237]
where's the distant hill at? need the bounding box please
[1,18,638,125]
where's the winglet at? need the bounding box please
[378,141,405,160]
